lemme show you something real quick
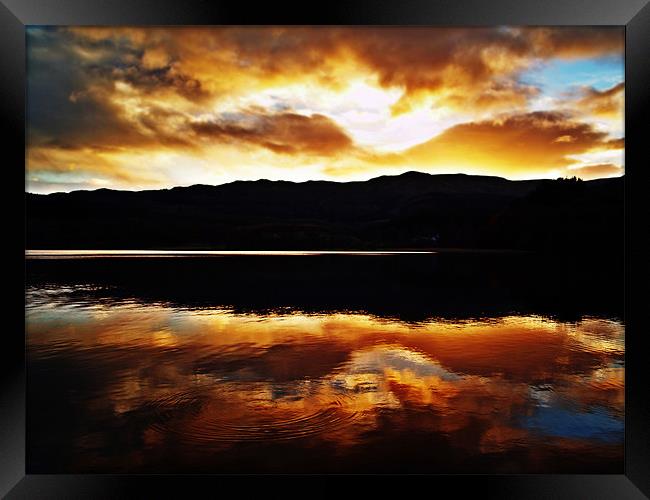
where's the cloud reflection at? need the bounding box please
[27,299,624,472]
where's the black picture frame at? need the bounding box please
[3,1,649,497]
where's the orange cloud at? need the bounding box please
[402,111,623,172]
[190,111,355,156]
[64,27,623,114]
[26,27,625,192]
[573,82,624,118]
[527,27,624,59]
[567,163,624,179]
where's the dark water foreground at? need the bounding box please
[25,252,624,473]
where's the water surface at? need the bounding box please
[26,253,624,473]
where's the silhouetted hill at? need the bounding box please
[478,176,624,253]
[25,171,623,252]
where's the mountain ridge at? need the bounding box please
[26,171,624,252]
[28,170,608,197]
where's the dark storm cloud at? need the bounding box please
[27,26,206,154]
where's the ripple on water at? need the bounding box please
[145,383,359,445]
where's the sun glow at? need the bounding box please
[26,26,625,193]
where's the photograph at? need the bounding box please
[23,25,628,475]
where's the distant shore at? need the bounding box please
[25,247,533,256]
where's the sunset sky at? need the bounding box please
[26,26,624,194]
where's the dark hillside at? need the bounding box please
[26,172,623,252]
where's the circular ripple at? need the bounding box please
[145,384,359,445]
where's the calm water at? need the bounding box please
[26,252,624,473]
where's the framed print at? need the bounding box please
[3,0,649,497]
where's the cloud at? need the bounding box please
[190,111,355,156]
[31,26,624,142]
[330,27,618,114]
[26,143,163,191]
[527,27,624,59]
[26,27,625,191]
[401,111,623,172]
[572,82,624,118]
[566,163,624,179]
[323,111,625,179]
[62,27,624,114]
[27,27,208,151]
[606,137,625,149]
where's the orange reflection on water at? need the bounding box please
[27,302,624,473]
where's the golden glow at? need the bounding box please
[27,304,625,462]
[26,27,625,193]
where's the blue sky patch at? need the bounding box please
[522,56,624,98]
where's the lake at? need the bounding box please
[25,251,624,473]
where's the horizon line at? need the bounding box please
[24,170,625,196]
